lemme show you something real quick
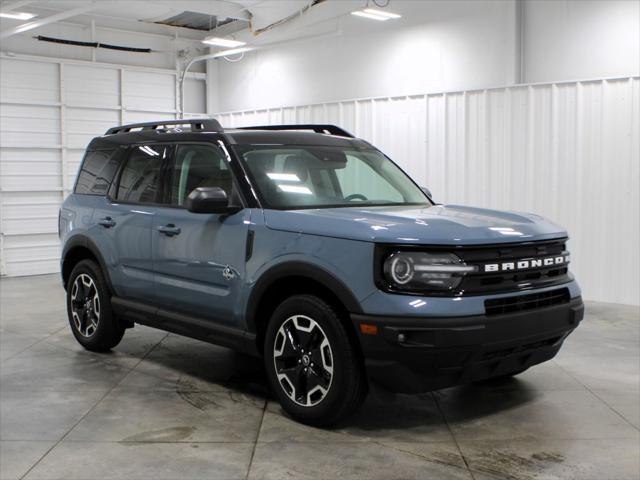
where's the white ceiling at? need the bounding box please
[0,0,337,39]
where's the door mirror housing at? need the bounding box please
[186,187,240,214]
[421,186,433,200]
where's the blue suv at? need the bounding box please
[59,119,584,425]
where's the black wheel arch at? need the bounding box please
[61,235,114,293]
[245,261,364,354]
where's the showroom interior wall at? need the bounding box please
[210,0,639,306]
[0,23,207,277]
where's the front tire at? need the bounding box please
[264,295,367,426]
[66,259,124,352]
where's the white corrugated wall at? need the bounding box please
[215,77,639,306]
[0,55,207,277]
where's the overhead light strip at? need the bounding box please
[363,8,401,19]
[202,37,246,48]
[351,11,388,21]
[351,8,401,21]
[0,11,37,20]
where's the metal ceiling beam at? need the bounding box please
[0,3,100,39]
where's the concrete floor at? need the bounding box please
[0,274,638,480]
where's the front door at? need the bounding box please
[152,143,250,327]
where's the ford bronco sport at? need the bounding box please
[59,119,584,426]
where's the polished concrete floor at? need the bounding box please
[0,274,638,480]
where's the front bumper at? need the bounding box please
[352,297,584,393]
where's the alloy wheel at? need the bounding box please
[70,273,100,337]
[273,315,334,407]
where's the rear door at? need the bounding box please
[92,144,166,301]
[152,143,250,328]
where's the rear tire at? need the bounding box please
[264,294,368,427]
[66,259,124,352]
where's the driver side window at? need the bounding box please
[335,155,404,202]
[166,144,235,207]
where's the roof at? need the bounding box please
[223,129,370,148]
[88,121,372,150]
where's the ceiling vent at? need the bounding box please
[154,11,244,31]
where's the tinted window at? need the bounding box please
[115,145,166,204]
[166,144,235,207]
[74,149,120,195]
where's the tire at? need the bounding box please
[264,294,368,426]
[66,259,124,352]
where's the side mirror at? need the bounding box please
[186,187,240,214]
[421,186,433,200]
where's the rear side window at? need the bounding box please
[115,145,166,204]
[74,149,120,195]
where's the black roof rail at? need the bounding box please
[105,118,223,135]
[236,124,355,138]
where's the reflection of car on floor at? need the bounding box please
[59,119,584,426]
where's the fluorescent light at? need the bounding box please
[267,173,300,182]
[202,37,246,48]
[363,8,401,19]
[0,11,37,20]
[212,47,253,58]
[351,8,401,21]
[351,11,389,21]
[278,185,312,194]
[138,146,158,156]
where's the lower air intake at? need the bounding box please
[485,288,570,316]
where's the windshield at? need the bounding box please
[236,145,431,209]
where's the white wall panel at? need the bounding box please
[65,65,120,108]
[0,60,59,104]
[66,108,120,150]
[0,104,61,148]
[0,149,62,192]
[123,111,175,124]
[215,77,640,306]
[0,55,207,278]
[123,71,176,112]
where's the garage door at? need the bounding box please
[0,56,207,276]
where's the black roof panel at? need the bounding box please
[223,130,370,148]
[87,129,371,150]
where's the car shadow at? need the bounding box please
[128,338,539,431]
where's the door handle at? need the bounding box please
[157,224,181,237]
[98,217,116,228]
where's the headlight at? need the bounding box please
[382,251,477,292]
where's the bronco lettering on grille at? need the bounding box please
[483,254,570,273]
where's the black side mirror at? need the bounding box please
[186,187,240,214]
[421,186,433,200]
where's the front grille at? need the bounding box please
[457,238,571,294]
[374,238,572,297]
[484,287,570,316]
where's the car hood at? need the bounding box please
[264,204,567,245]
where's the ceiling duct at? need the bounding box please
[35,35,152,53]
[154,10,247,31]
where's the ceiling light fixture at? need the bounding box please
[351,8,401,21]
[211,46,253,58]
[202,37,246,48]
[0,11,37,20]
[363,8,401,19]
